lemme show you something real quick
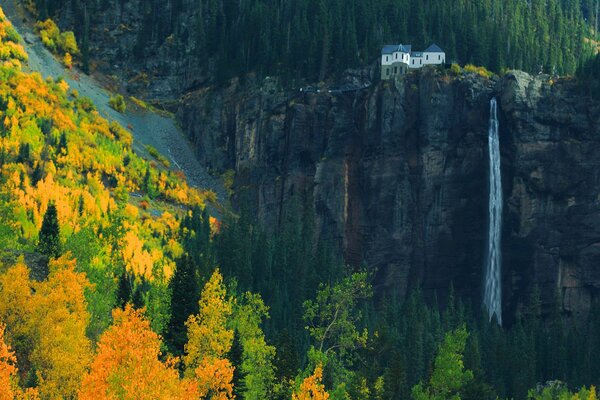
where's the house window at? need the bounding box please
[426,55,429,60]
[386,69,390,76]
[386,56,389,62]
[438,55,441,60]
[394,67,398,74]
[412,59,414,64]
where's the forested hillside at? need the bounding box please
[31,0,599,82]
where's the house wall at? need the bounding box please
[422,52,446,65]
[410,56,424,69]
[381,61,409,80]
[392,51,409,64]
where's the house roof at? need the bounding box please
[424,43,444,53]
[382,44,411,55]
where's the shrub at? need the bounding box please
[450,63,462,75]
[109,94,126,113]
[145,145,170,168]
[109,121,133,147]
[75,96,95,113]
[464,64,493,79]
[35,19,79,56]
[63,52,72,68]
[221,169,235,196]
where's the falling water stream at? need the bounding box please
[484,98,503,325]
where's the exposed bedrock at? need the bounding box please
[179,69,600,323]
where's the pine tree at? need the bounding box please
[166,255,200,355]
[37,203,61,259]
[116,272,132,309]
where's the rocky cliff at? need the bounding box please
[178,69,600,323]
[36,0,600,322]
[52,0,206,99]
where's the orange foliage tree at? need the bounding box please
[292,365,330,400]
[184,269,235,399]
[0,324,39,400]
[0,323,18,400]
[79,305,197,400]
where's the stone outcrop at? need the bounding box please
[179,69,600,323]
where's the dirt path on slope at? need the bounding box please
[1,0,227,209]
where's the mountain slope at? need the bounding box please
[0,4,214,339]
[1,0,227,204]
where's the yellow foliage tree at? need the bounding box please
[0,262,34,374]
[292,365,330,400]
[184,269,235,399]
[0,257,92,399]
[79,305,197,400]
[29,255,92,399]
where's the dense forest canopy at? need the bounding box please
[33,0,599,82]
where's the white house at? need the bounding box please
[381,43,445,79]
[381,44,411,78]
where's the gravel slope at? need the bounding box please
[1,0,227,206]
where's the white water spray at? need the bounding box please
[484,98,502,325]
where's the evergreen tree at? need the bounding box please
[166,255,200,354]
[37,203,61,259]
[115,272,132,309]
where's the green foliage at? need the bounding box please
[129,0,594,81]
[108,94,126,113]
[577,52,600,99]
[146,144,171,168]
[166,254,199,354]
[37,203,61,259]
[232,292,277,400]
[411,326,473,400]
[303,272,371,356]
[528,382,598,400]
[221,169,235,197]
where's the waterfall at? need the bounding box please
[484,98,503,326]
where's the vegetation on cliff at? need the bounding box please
[29,0,599,82]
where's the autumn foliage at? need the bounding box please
[0,324,18,400]
[185,270,235,399]
[79,305,197,400]
[292,365,329,400]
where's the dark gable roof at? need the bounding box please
[424,43,444,53]
[381,44,411,55]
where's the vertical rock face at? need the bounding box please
[500,72,600,321]
[180,69,494,304]
[54,0,205,99]
[178,69,600,322]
